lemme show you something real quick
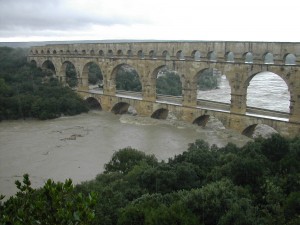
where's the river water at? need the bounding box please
[0,71,289,198]
[0,111,250,198]
[198,72,290,112]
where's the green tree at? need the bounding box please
[104,147,158,174]
[0,174,96,225]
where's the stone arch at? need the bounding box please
[244,52,253,63]
[193,115,210,127]
[111,102,131,114]
[117,50,123,57]
[242,124,278,138]
[53,50,57,54]
[176,50,185,60]
[137,50,144,59]
[284,53,296,65]
[111,63,142,93]
[41,50,45,54]
[82,50,86,55]
[263,52,274,64]
[107,49,113,58]
[74,49,78,55]
[47,49,50,54]
[85,97,102,110]
[42,60,56,75]
[82,61,103,88]
[151,108,168,119]
[59,50,64,54]
[66,50,70,54]
[225,51,234,62]
[90,50,95,55]
[207,51,217,62]
[61,61,78,87]
[127,50,133,57]
[245,71,290,113]
[149,50,156,59]
[99,50,104,56]
[30,60,37,67]
[154,65,183,96]
[162,50,170,60]
[35,50,38,54]
[192,50,201,61]
[194,67,231,104]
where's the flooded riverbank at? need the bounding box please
[0,111,250,198]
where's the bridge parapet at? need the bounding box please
[29,41,300,66]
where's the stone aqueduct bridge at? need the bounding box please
[28,41,300,137]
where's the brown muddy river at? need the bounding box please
[0,111,250,198]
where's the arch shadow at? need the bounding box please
[151,108,168,119]
[85,97,102,110]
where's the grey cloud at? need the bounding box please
[0,0,137,37]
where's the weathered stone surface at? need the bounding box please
[28,41,300,137]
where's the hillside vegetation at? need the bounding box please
[0,47,88,120]
[1,135,300,224]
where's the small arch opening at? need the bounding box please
[207,51,217,62]
[162,50,171,60]
[99,50,104,56]
[264,52,274,64]
[59,50,63,54]
[225,52,234,62]
[151,108,169,119]
[107,50,113,58]
[111,102,130,114]
[193,115,210,127]
[117,50,123,57]
[82,50,86,55]
[35,50,38,54]
[90,50,95,55]
[176,50,185,60]
[85,97,102,110]
[242,124,278,138]
[192,50,201,61]
[138,50,144,59]
[74,50,78,54]
[47,50,50,54]
[284,53,296,65]
[127,50,132,57]
[244,52,253,63]
[149,50,156,59]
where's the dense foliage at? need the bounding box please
[0,47,88,120]
[197,68,219,90]
[74,135,300,225]
[1,135,300,224]
[0,174,96,224]
[116,67,142,92]
[156,71,182,96]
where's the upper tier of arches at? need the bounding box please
[29,42,299,65]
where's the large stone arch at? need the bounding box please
[81,61,103,89]
[193,67,232,104]
[42,60,57,75]
[152,64,184,99]
[111,102,131,114]
[244,69,292,115]
[109,63,143,95]
[59,60,78,87]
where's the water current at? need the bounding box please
[0,71,289,198]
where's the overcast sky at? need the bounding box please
[0,0,299,42]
